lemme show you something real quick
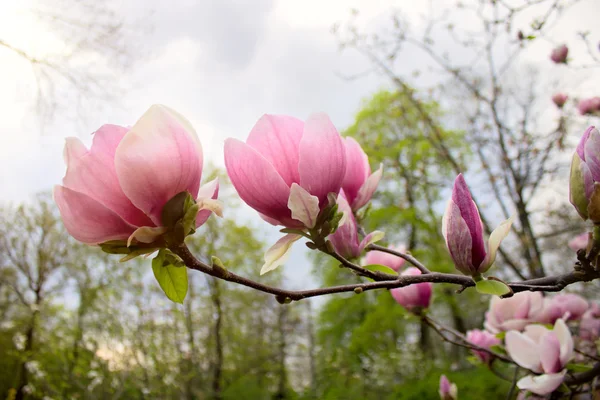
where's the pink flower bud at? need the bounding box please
[466,329,501,364]
[328,191,381,259]
[568,232,589,251]
[550,45,568,64]
[569,126,600,221]
[364,244,406,271]
[442,174,513,276]
[224,114,346,229]
[552,93,568,108]
[341,137,382,211]
[580,303,600,341]
[390,267,432,311]
[439,375,458,400]
[505,319,573,395]
[54,105,219,245]
[577,97,600,115]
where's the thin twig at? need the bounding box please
[366,244,431,274]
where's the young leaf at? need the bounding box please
[475,279,511,296]
[152,249,188,303]
[363,264,398,276]
[566,363,593,373]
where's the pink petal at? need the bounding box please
[351,164,382,211]
[62,126,154,227]
[584,127,600,181]
[568,233,589,251]
[442,199,474,274]
[328,191,360,259]
[298,113,346,205]
[539,332,562,373]
[246,114,303,186]
[554,319,574,367]
[452,174,486,268]
[342,137,370,206]
[224,139,299,227]
[288,183,320,228]
[54,185,135,244]
[516,371,566,396]
[505,331,542,372]
[195,178,219,228]
[115,105,203,225]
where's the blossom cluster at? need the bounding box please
[461,291,599,396]
[548,45,600,115]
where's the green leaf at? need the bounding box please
[488,344,506,355]
[181,203,200,236]
[475,279,511,296]
[566,363,593,373]
[152,249,188,303]
[495,332,506,340]
[363,264,398,276]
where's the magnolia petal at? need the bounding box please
[259,212,283,226]
[288,183,320,229]
[224,138,297,226]
[342,137,371,206]
[516,371,566,396]
[539,332,562,374]
[62,128,154,227]
[359,230,385,250]
[261,234,302,275]
[196,178,220,227]
[352,163,383,211]
[54,185,135,244]
[480,216,514,273]
[584,127,600,181]
[554,319,574,367]
[198,199,223,217]
[298,113,346,204]
[442,199,474,275]
[505,331,542,372]
[115,105,203,225]
[452,174,486,267]
[246,114,303,186]
[328,192,360,258]
[127,226,168,247]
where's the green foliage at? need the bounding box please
[152,249,188,303]
[389,367,512,399]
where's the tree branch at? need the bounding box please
[170,243,600,303]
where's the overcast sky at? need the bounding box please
[0,0,599,292]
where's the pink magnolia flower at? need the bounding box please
[466,329,501,364]
[365,244,406,271]
[225,114,346,274]
[548,294,589,321]
[550,45,568,64]
[54,105,220,246]
[580,303,600,341]
[577,97,600,115]
[328,191,382,259]
[442,174,513,276]
[439,375,458,400]
[552,93,568,108]
[568,232,589,251]
[224,113,346,229]
[341,137,382,211]
[390,268,432,311]
[569,126,600,221]
[505,319,574,395]
[484,292,547,333]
